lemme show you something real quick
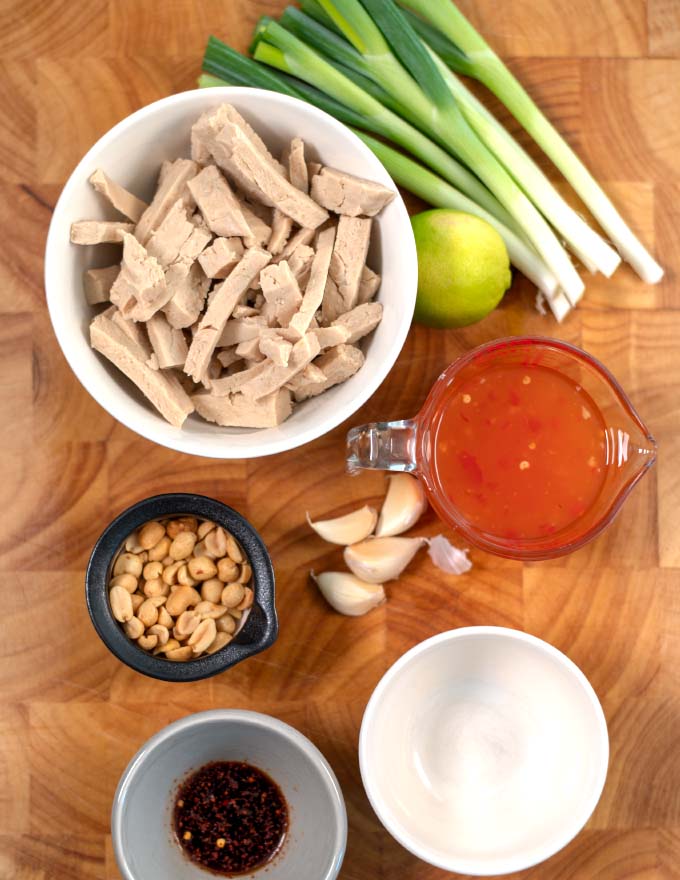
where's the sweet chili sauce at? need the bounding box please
[174,761,288,876]
[431,361,607,542]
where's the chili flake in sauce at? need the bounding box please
[174,761,288,875]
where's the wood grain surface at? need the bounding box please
[0,1,678,878]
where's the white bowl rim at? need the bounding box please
[358,625,609,876]
[112,708,348,880]
[44,86,417,459]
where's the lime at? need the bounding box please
[411,209,512,328]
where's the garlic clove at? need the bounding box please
[307,505,377,545]
[344,536,427,583]
[375,473,428,537]
[311,571,385,616]
[427,535,472,575]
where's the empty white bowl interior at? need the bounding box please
[360,629,608,874]
[114,711,346,880]
[45,87,417,458]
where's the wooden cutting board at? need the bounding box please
[0,1,679,877]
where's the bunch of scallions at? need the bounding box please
[200,0,663,321]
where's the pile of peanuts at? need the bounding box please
[108,516,254,661]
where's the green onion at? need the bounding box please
[401,0,663,283]
[250,22,520,232]
[200,35,566,315]
[278,6,618,278]
[278,8,424,129]
[295,0,584,305]
[203,36,303,98]
[428,51,621,277]
[355,131,568,315]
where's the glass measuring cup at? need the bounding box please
[347,337,657,561]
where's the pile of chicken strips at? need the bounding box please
[71,104,395,428]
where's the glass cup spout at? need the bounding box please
[345,337,657,561]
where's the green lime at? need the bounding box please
[411,209,512,328]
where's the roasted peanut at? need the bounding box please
[188,618,217,655]
[138,633,158,651]
[125,531,144,553]
[113,518,252,661]
[165,585,200,617]
[139,521,165,550]
[201,579,224,604]
[113,553,143,578]
[137,598,159,628]
[197,520,217,540]
[169,531,197,560]
[157,606,173,629]
[143,577,169,599]
[154,638,180,655]
[216,614,236,635]
[221,583,245,609]
[175,609,201,638]
[109,573,138,594]
[193,540,209,558]
[188,556,217,582]
[177,564,198,587]
[235,587,254,611]
[166,645,194,661]
[217,558,239,583]
[226,533,243,563]
[147,624,169,646]
[162,561,182,586]
[205,527,229,559]
[148,536,171,562]
[123,616,144,639]
[143,560,163,581]
[110,585,134,622]
[206,631,232,654]
[194,601,228,620]
[166,517,199,539]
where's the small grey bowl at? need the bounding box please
[112,709,347,880]
[86,493,277,681]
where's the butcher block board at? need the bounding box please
[0,0,679,877]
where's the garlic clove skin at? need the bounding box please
[311,571,385,616]
[375,473,428,537]
[427,535,472,575]
[307,505,377,545]
[344,536,427,583]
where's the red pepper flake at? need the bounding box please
[174,761,288,875]
[458,451,483,485]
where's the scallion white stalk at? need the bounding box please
[428,50,621,277]
[354,131,564,309]
[401,0,663,283]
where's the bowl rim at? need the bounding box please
[112,708,348,880]
[358,625,609,876]
[85,493,277,681]
[44,86,418,460]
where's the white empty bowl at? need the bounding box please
[44,87,417,458]
[112,709,347,880]
[360,627,608,875]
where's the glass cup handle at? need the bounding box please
[346,420,418,474]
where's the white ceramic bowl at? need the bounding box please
[44,87,417,458]
[112,709,347,880]
[360,627,608,876]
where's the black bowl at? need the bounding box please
[86,493,277,682]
